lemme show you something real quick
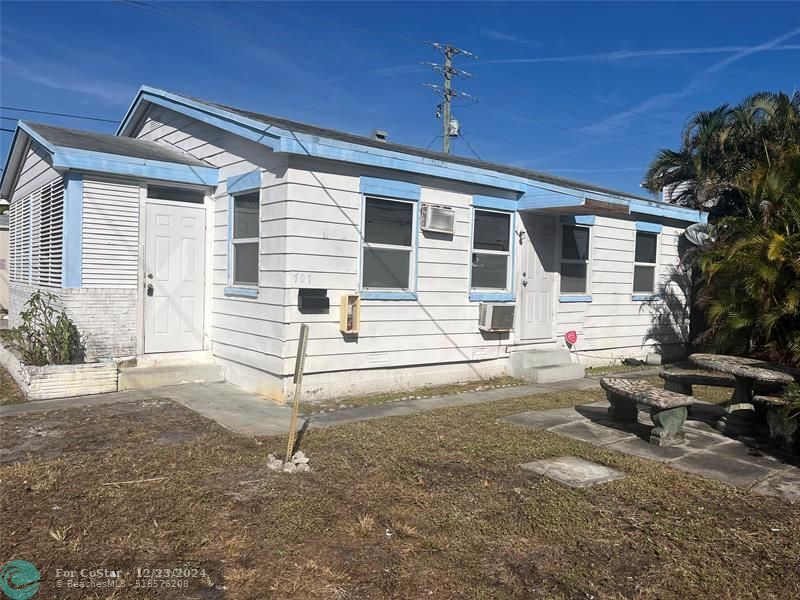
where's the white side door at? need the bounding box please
[143,201,205,353]
[520,214,556,340]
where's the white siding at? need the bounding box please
[135,105,289,398]
[11,143,61,204]
[555,217,688,363]
[82,177,140,288]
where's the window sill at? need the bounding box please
[469,292,515,302]
[632,293,659,302]
[559,294,592,303]
[224,286,258,298]
[360,290,417,301]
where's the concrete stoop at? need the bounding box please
[510,349,585,384]
[118,361,225,391]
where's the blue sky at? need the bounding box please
[1,1,798,195]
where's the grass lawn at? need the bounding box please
[1,378,798,599]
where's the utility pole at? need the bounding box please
[424,43,477,154]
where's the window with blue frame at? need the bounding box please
[633,230,659,293]
[231,191,259,286]
[471,209,512,291]
[560,224,590,294]
[361,196,415,290]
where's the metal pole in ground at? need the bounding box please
[286,323,309,459]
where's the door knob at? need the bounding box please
[146,283,154,297]
[522,280,528,287]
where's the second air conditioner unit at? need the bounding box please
[420,204,455,234]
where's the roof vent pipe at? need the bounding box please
[372,129,388,141]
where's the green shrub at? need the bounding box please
[5,291,86,366]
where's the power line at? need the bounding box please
[1,128,16,133]
[0,106,118,124]
[236,2,680,129]
[426,43,478,153]
[238,0,425,45]
[459,132,482,161]
[122,1,414,62]
[126,0,660,154]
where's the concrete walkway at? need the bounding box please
[1,378,601,436]
[501,401,800,502]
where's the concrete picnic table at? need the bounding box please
[689,353,799,436]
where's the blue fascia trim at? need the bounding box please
[360,290,418,301]
[469,292,515,302]
[360,176,420,201]
[133,91,283,150]
[62,173,83,288]
[17,122,57,154]
[635,221,663,233]
[224,286,258,298]
[228,170,261,194]
[472,195,517,211]
[630,200,705,224]
[560,215,596,226]
[559,294,592,303]
[282,135,527,193]
[632,293,660,302]
[52,149,218,186]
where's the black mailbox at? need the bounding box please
[298,288,330,312]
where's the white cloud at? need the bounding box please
[480,29,541,46]
[482,44,800,65]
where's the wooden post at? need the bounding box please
[286,323,309,459]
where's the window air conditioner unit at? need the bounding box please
[478,302,515,332]
[420,203,455,234]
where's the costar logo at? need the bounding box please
[0,560,40,600]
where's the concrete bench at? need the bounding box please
[659,369,735,395]
[753,395,797,449]
[600,377,696,446]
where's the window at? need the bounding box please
[231,191,259,286]
[362,197,414,290]
[471,210,511,290]
[560,225,590,294]
[633,231,658,293]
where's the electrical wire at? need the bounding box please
[1,128,16,133]
[237,1,681,128]
[0,107,118,124]
[459,132,482,161]
[425,134,442,150]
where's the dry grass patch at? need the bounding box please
[0,366,25,405]
[1,386,798,599]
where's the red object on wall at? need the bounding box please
[564,330,578,346]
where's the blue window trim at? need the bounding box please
[560,215,595,226]
[224,287,258,299]
[228,170,261,194]
[632,293,660,302]
[469,292,515,302]
[559,294,592,303]
[62,173,83,288]
[472,195,517,211]
[227,176,260,295]
[468,206,516,302]
[361,291,418,301]
[635,221,663,233]
[358,190,419,300]
[360,176,420,201]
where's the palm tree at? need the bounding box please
[644,92,800,365]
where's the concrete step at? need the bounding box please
[513,349,573,369]
[118,363,225,391]
[519,363,586,384]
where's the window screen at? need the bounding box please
[471,210,511,290]
[362,197,414,289]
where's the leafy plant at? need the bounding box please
[780,384,800,420]
[643,91,800,366]
[6,291,85,366]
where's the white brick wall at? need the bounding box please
[0,338,118,400]
[9,283,137,359]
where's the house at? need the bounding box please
[0,86,706,401]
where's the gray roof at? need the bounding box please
[195,96,656,203]
[26,122,209,167]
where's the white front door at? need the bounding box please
[519,214,556,340]
[143,201,205,353]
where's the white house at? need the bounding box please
[0,86,706,401]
